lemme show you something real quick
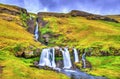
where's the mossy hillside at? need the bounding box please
[0,18,44,50]
[86,56,120,79]
[42,16,120,55]
[0,4,68,78]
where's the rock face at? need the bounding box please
[27,18,36,34]
[37,14,48,27]
[0,4,27,15]
[38,10,119,23]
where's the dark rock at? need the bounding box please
[56,60,64,68]
[43,34,50,45]
[27,18,36,34]
[55,46,62,57]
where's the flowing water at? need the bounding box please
[38,48,106,79]
[38,48,56,68]
[73,48,79,63]
[60,48,72,69]
[34,22,39,40]
[82,52,86,68]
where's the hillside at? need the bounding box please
[0,4,69,79]
[107,15,120,22]
[39,12,120,56]
[38,11,120,79]
[0,3,120,79]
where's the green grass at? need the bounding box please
[0,50,69,79]
[86,56,120,79]
[42,16,120,55]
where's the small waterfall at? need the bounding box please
[38,48,106,79]
[34,22,39,40]
[73,48,79,63]
[38,48,56,68]
[82,52,86,68]
[50,48,56,68]
[60,48,72,69]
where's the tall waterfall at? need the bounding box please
[82,52,86,68]
[38,48,56,68]
[73,48,79,63]
[34,22,39,40]
[60,48,72,69]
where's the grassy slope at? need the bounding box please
[42,16,120,79]
[0,50,69,79]
[0,4,69,79]
[44,17,120,53]
[87,56,120,79]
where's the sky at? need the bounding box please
[0,0,120,15]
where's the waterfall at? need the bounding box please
[60,48,72,69]
[38,48,56,68]
[50,48,56,68]
[82,52,86,68]
[34,22,39,40]
[73,48,79,63]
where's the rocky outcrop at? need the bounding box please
[0,4,27,15]
[15,47,41,58]
[38,10,119,23]
[37,15,48,27]
[27,18,36,34]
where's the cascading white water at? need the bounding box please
[50,48,56,68]
[60,48,72,69]
[34,22,39,40]
[38,48,56,68]
[38,49,51,67]
[73,48,79,63]
[82,52,86,68]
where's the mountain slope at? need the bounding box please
[41,16,120,55]
[0,4,69,79]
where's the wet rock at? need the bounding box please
[54,46,62,57]
[43,34,50,45]
[56,60,64,68]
